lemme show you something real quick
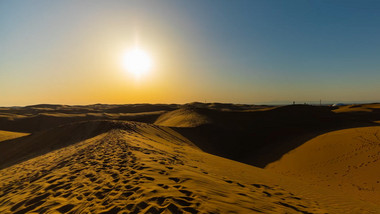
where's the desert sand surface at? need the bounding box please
[1,103,380,213]
[267,126,380,204]
[1,120,379,213]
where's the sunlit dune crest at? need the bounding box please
[154,107,211,127]
[0,130,29,142]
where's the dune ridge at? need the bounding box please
[0,120,196,170]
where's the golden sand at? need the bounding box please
[1,121,379,213]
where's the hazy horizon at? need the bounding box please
[2,100,380,108]
[1,0,380,106]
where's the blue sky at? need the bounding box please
[1,0,380,105]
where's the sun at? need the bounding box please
[122,47,153,77]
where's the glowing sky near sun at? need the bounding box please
[1,0,380,106]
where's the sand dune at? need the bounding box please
[2,104,380,213]
[170,104,380,167]
[333,103,380,113]
[3,103,380,169]
[0,109,165,133]
[1,120,378,213]
[155,107,211,127]
[267,126,380,204]
[0,130,29,142]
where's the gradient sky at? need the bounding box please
[1,0,380,106]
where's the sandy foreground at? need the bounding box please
[0,121,379,213]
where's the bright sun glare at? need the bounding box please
[122,47,153,77]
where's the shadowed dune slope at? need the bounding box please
[267,126,380,205]
[1,121,379,213]
[171,105,380,168]
[104,104,178,113]
[182,102,272,111]
[0,110,166,133]
[2,104,178,115]
[0,103,182,133]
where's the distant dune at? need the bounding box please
[332,103,380,113]
[155,107,211,127]
[0,104,169,133]
[0,130,29,142]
